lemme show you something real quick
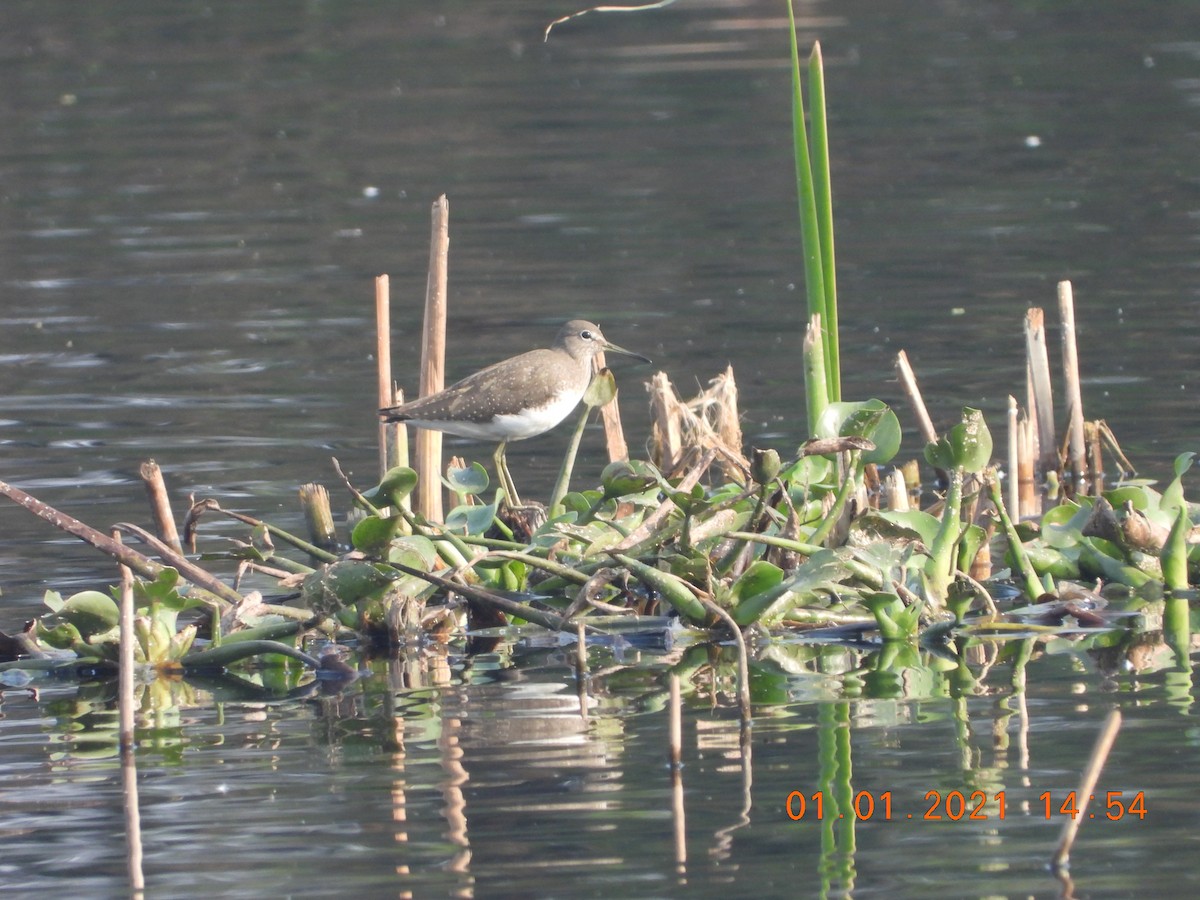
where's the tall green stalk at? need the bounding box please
[808,43,840,400]
[786,3,841,422]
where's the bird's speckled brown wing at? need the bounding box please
[381,347,585,425]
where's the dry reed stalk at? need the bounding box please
[1097,421,1136,478]
[863,462,880,508]
[299,483,338,552]
[899,458,921,506]
[1007,396,1020,520]
[647,370,748,480]
[1017,413,1039,520]
[114,535,145,897]
[576,621,588,675]
[1025,357,1038,470]
[139,459,181,553]
[681,370,748,482]
[592,351,630,462]
[883,468,909,511]
[116,537,136,752]
[375,274,393,479]
[389,385,407,478]
[1024,308,1058,475]
[895,350,938,445]
[1085,421,1104,496]
[1058,280,1087,492]
[647,371,683,472]
[417,196,450,521]
[115,534,145,893]
[698,367,746,482]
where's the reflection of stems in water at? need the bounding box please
[117,556,145,895]
[690,593,751,723]
[667,674,682,769]
[672,769,687,877]
[1012,638,1034,778]
[1164,595,1194,712]
[1164,595,1192,666]
[708,723,753,864]
[953,697,973,771]
[440,711,472,876]
[817,701,855,896]
[668,675,687,873]
[576,622,590,724]
[1051,709,1123,872]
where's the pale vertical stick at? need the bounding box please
[1085,420,1104,496]
[593,352,630,462]
[1025,357,1039,469]
[418,196,449,521]
[299,483,337,553]
[883,468,908,511]
[1018,414,1038,519]
[1024,308,1057,475]
[576,621,588,674]
[375,274,393,479]
[1058,280,1087,493]
[117,539,145,895]
[1007,396,1020,521]
[648,372,682,473]
[118,545,137,755]
[895,350,938,445]
[139,459,181,553]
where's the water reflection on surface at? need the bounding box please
[1,634,1193,897]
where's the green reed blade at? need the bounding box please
[786,2,826,340]
[808,41,840,401]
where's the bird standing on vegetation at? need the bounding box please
[380,319,650,505]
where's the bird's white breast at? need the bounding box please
[492,389,583,440]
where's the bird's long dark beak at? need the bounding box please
[600,340,652,365]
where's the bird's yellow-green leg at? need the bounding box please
[493,441,523,507]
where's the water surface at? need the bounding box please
[1,1,1199,895]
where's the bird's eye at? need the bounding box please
[580,329,594,341]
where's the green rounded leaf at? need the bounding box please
[816,399,901,465]
[386,535,438,571]
[780,453,835,488]
[445,500,499,536]
[300,559,396,618]
[351,514,405,555]
[600,459,662,498]
[36,620,84,651]
[444,462,489,496]
[60,591,120,636]
[362,466,419,508]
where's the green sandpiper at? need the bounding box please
[380,319,650,505]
